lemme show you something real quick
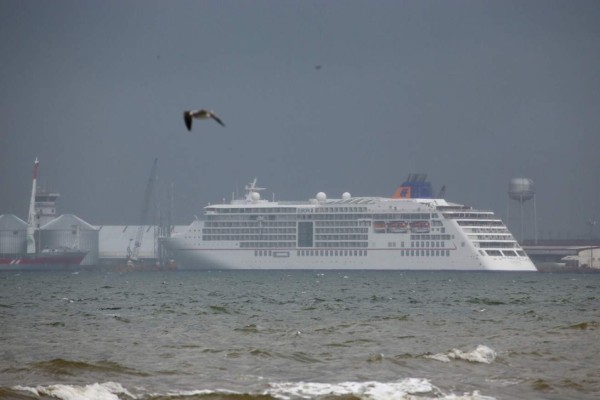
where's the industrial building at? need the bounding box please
[39,214,99,266]
[0,214,27,255]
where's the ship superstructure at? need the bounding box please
[161,176,537,271]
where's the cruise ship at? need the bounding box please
[161,175,537,271]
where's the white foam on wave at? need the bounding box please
[13,379,497,400]
[265,378,497,400]
[13,381,135,400]
[266,378,436,399]
[425,345,497,364]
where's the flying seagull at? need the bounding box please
[183,109,225,131]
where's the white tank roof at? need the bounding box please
[40,214,97,231]
[0,214,27,230]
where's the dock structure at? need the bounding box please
[522,239,600,271]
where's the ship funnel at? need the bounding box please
[393,174,434,199]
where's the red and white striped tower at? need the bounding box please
[26,158,39,254]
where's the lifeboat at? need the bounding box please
[372,221,387,233]
[387,220,408,233]
[410,220,430,233]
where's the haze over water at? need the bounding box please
[1,270,599,400]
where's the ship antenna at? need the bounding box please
[245,178,265,201]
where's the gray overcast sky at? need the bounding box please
[1,0,598,240]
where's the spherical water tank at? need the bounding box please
[508,178,535,202]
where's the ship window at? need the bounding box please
[298,222,313,248]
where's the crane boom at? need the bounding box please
[128,158,158,261]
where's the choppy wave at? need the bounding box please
[465,298,505,306]
[561,321,599,330]
[264,378,489,400]
[3,270,599,400]
[9,379,497,400]
[12,382,135,400]
[424,345,497,364]
[26,359,148,377]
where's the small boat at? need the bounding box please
[410,220,430,233]
[387,220,409,233]
[373,221,387,233]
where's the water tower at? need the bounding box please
[507,178,537,244]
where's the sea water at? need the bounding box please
[0,270,598,399]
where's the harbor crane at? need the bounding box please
[127,158,158,263]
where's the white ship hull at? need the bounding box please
[162,223,536,271]
[161,177,537,272]
[162,245,536,271]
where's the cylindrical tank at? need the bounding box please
[39,214,99,265]
[508,178,535,202]
[0,214,27,255]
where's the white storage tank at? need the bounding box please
[39,214,99,266]
[0,214,27,255]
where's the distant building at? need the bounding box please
[34,189,60,228]
[96,225,187,266]
[0,214,27,255]
[564,247,600,269]
[522,239,600,271]
[40,214,99,266]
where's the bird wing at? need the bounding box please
[210,113,226,127]
[183,112,193,131]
